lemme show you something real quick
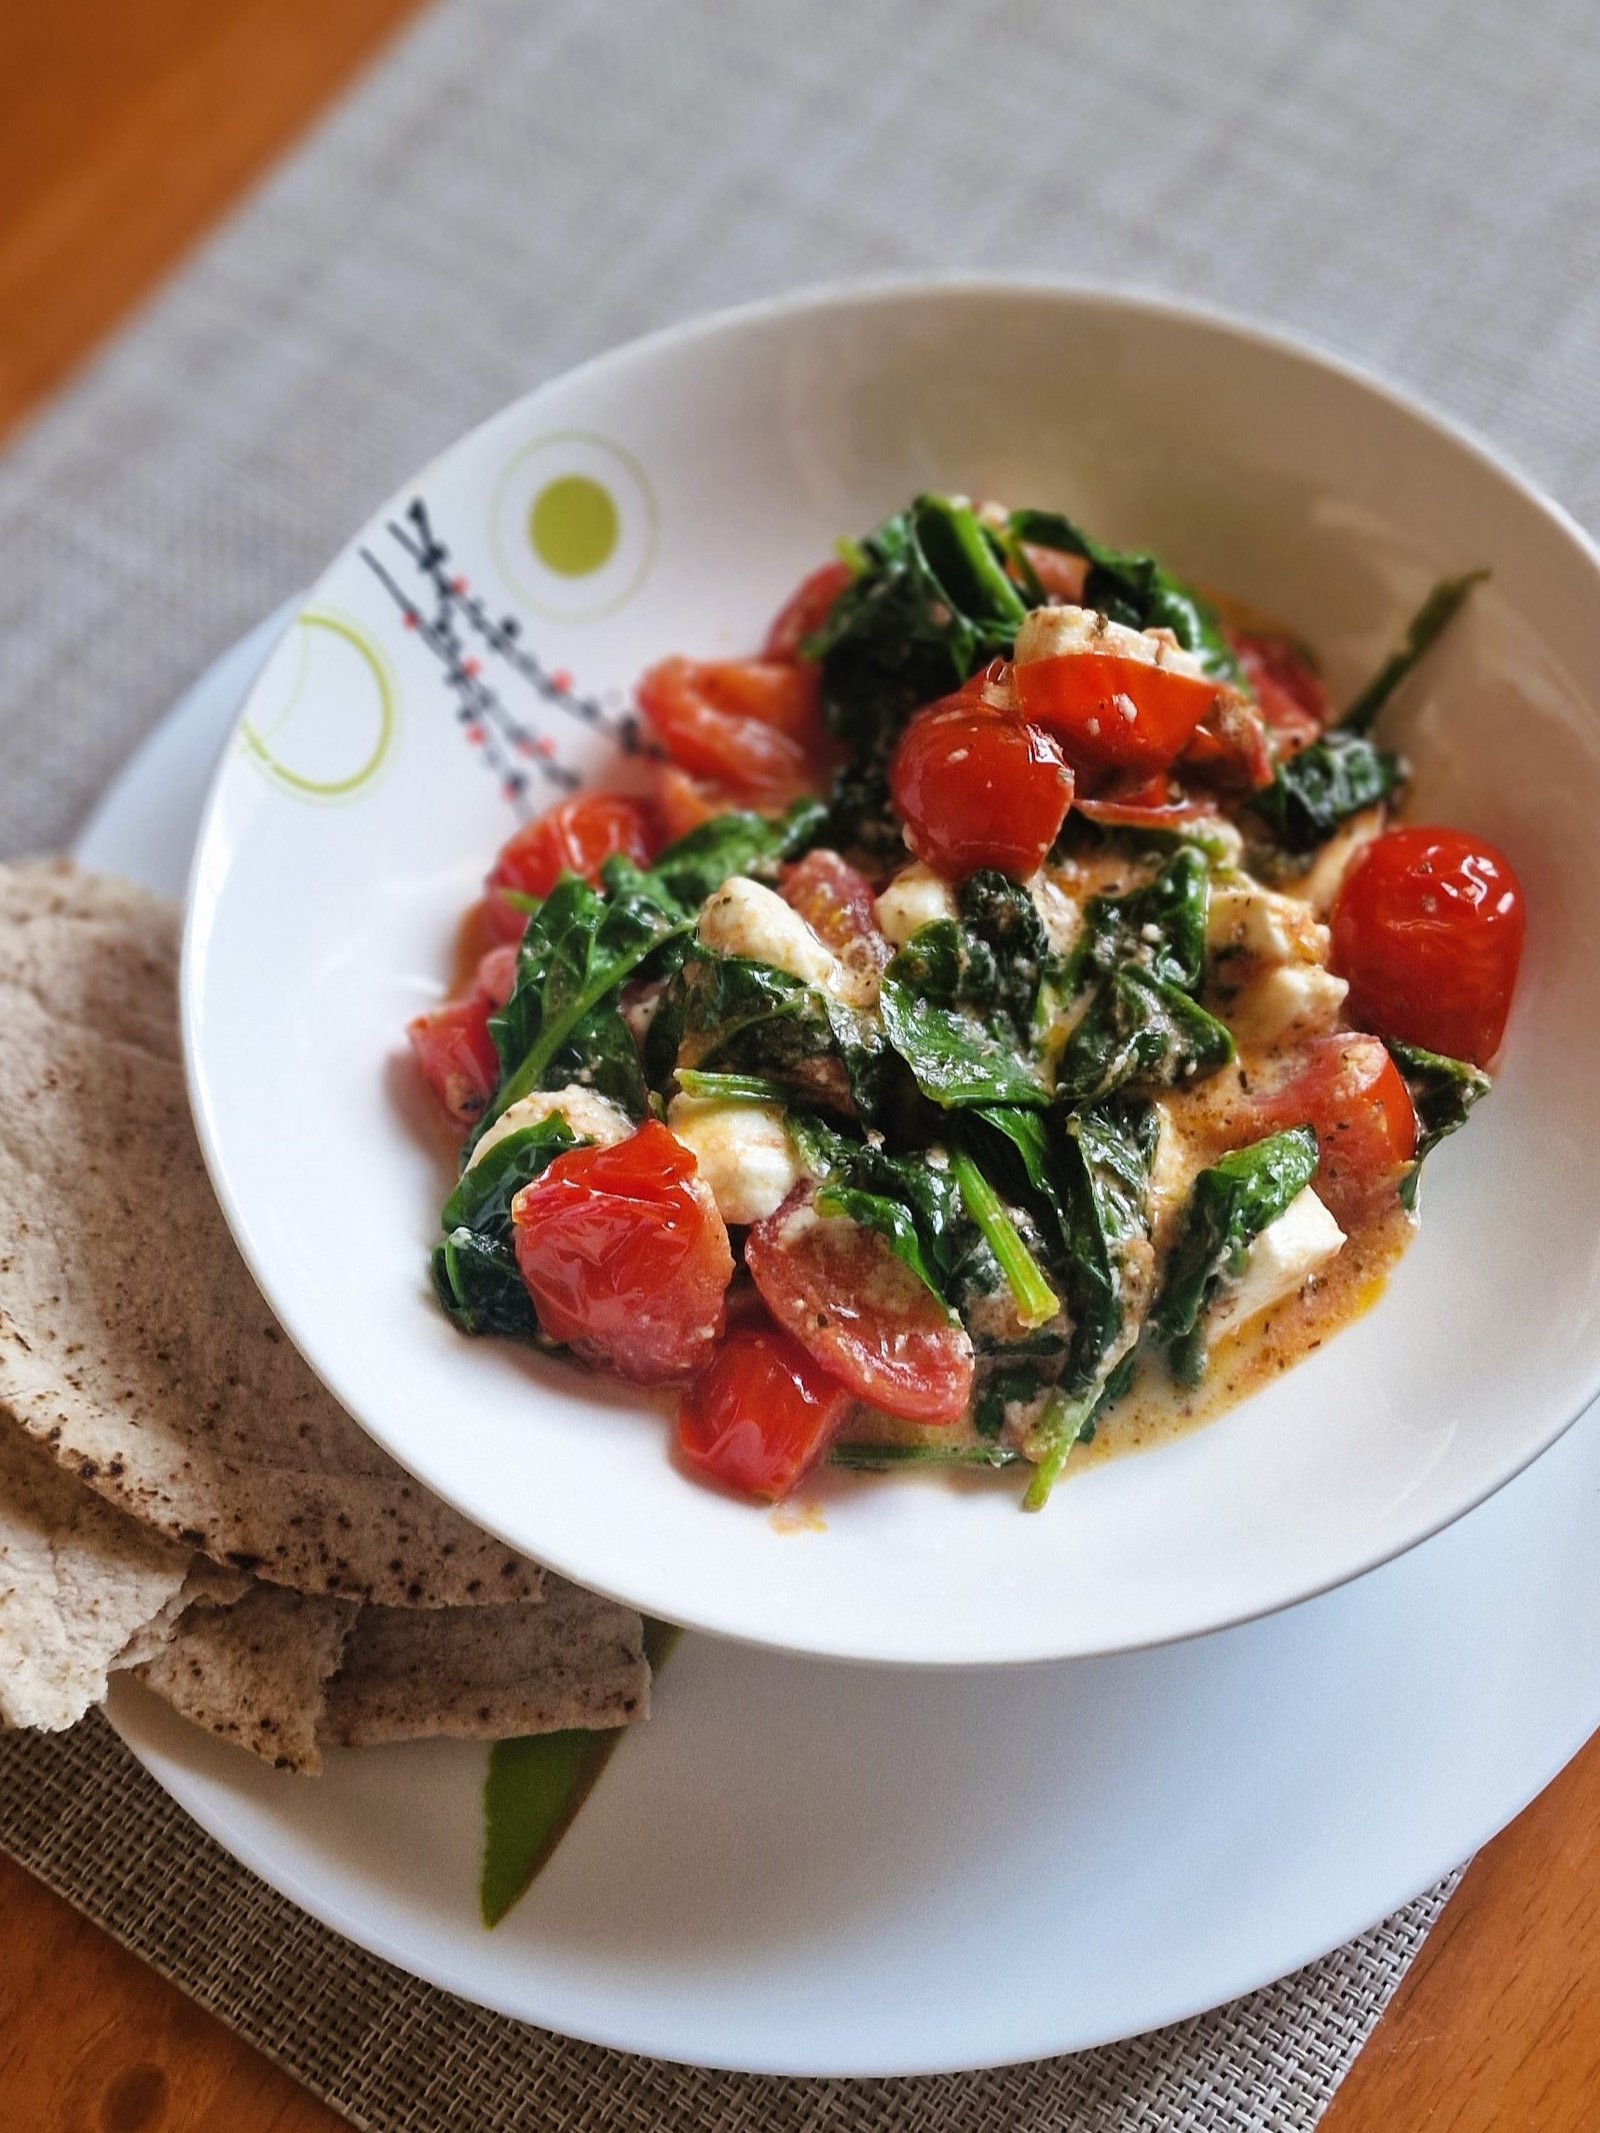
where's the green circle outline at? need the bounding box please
[489,429,658,622]
[240,608,398,800]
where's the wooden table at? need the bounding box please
[1,6,1596,2126]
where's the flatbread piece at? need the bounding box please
[0,862,542,1608]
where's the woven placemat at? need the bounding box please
[2,0,1597,2121]
[0,1717,1456,2130]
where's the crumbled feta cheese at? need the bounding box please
[1014,603,1212,681]
[697,876,840,991]
[874,863,959,948]
[1229,962,1350,1044]
[1206,1187,1346,1343]
[665,1096,802,1225]
[1027,869,1083,956]
[465,1085,633,1172]
[1207,878,1330,967]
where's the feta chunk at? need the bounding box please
[697,877,840,991]
[1207,879,1329,967]
[1014,603,1212,682]
[668,1095,801,1225]
[1286,807,1386,919]
[1206,1187,1346,1343]
[1230,962,1349,1044]
[874,863,959,947]
[1026,869,1083,957]
[465,1085,633,1172]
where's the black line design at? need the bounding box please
[360,498,650,815]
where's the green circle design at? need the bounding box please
[241,610,396,801]
[529,474,619,577]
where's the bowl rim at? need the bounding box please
[181,272,1600,1666]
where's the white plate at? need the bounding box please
[180,283,1600,1667]
[85,622,1600,2075]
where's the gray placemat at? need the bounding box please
[0,1716,1456,2131]
[1,0,1595,2120]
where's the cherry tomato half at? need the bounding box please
[1330,826,1525,1065]
[636,657,832,802]
[678,1324,854,1500]
[762,560,854,662]
[407,994,500,1129]
[890,700,1074,881]
[488,793,657,903]
[745,1186,975,1423]
[1230,630,1328,754]
[511,1122,734,1383]
[1259,1033,1418,1225]
[1012,650,1219,772]
[779,849,890,980]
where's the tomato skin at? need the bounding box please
[677,1325,854,1499]
[1020,544,1090,603]
[779,849,890,977]
[407,994,501,1128]
[1260,1033,1418,1224]
[762,561,854,662]
[1330,827,1525,1065]
[1073,770,1213,831]
[745,1186,975,1424]
[890,700,1074,881]
[1012,651,1218,772]
[637,657,832,801]
[488,794,657,903]
[1231,631,1328,754]
[511,1122,733,1384]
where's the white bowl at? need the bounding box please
[184,280,1600,1666]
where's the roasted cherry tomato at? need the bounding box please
[407,994,501,1129]
[677,1323,854,1499]
[1012,650,1219,772]
[1073,770,1213,831]
[890,700,1074,881]
[488,793,657,903]
[1230,630,1328,754]
[779,849,890,979]
[511,1122,733,1384]
[1180,690,1276,790]
[1330,826,1525,1065]
[636,656,832,801]
[1260,1033,1418,1224]
[650,762,741,842]
[1019,544,1090,603]
[745,1186,975,1423]
[762,560,854,662]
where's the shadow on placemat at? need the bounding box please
[0,1718,1455,2133]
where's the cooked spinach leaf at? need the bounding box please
[787,1113,966,1303]
[673,1068,798,1103]
[1250,728,1404,852]
[482,863,688,1137]
[805,496,1027,815]
[1388,1039,1491,1211]
[973,1359,1051,1440]
[648,798,826,909]
[1149,1126,1320,1383]
[1051,966,1234,1105]
[1251,572,1485,851]
[431,1227,539,1341]
[649,951,883,1116]
[442,1116,581,1236]
[1070,847,1211,994]
[1006,508,1241,683]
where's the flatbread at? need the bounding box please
[0,1415,190,1731]
[132,1584,358,1775]
[0,862,542,1608]
[323,1577,649,1747]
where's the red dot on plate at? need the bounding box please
[451,575,469,595]
[535,735,556,757]
[402,610,418,630]
[551,669,573,693]
[462,656,482,679]
[466,726,486,746]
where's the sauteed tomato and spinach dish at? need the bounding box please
[408,497,1525,1508]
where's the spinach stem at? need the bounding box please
[1021,1386,1099,1512]
[674,1068,795,1105]
[1339,570,1487,735]
[950,1150,1059,1330]
[829,1441,1021,1471]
